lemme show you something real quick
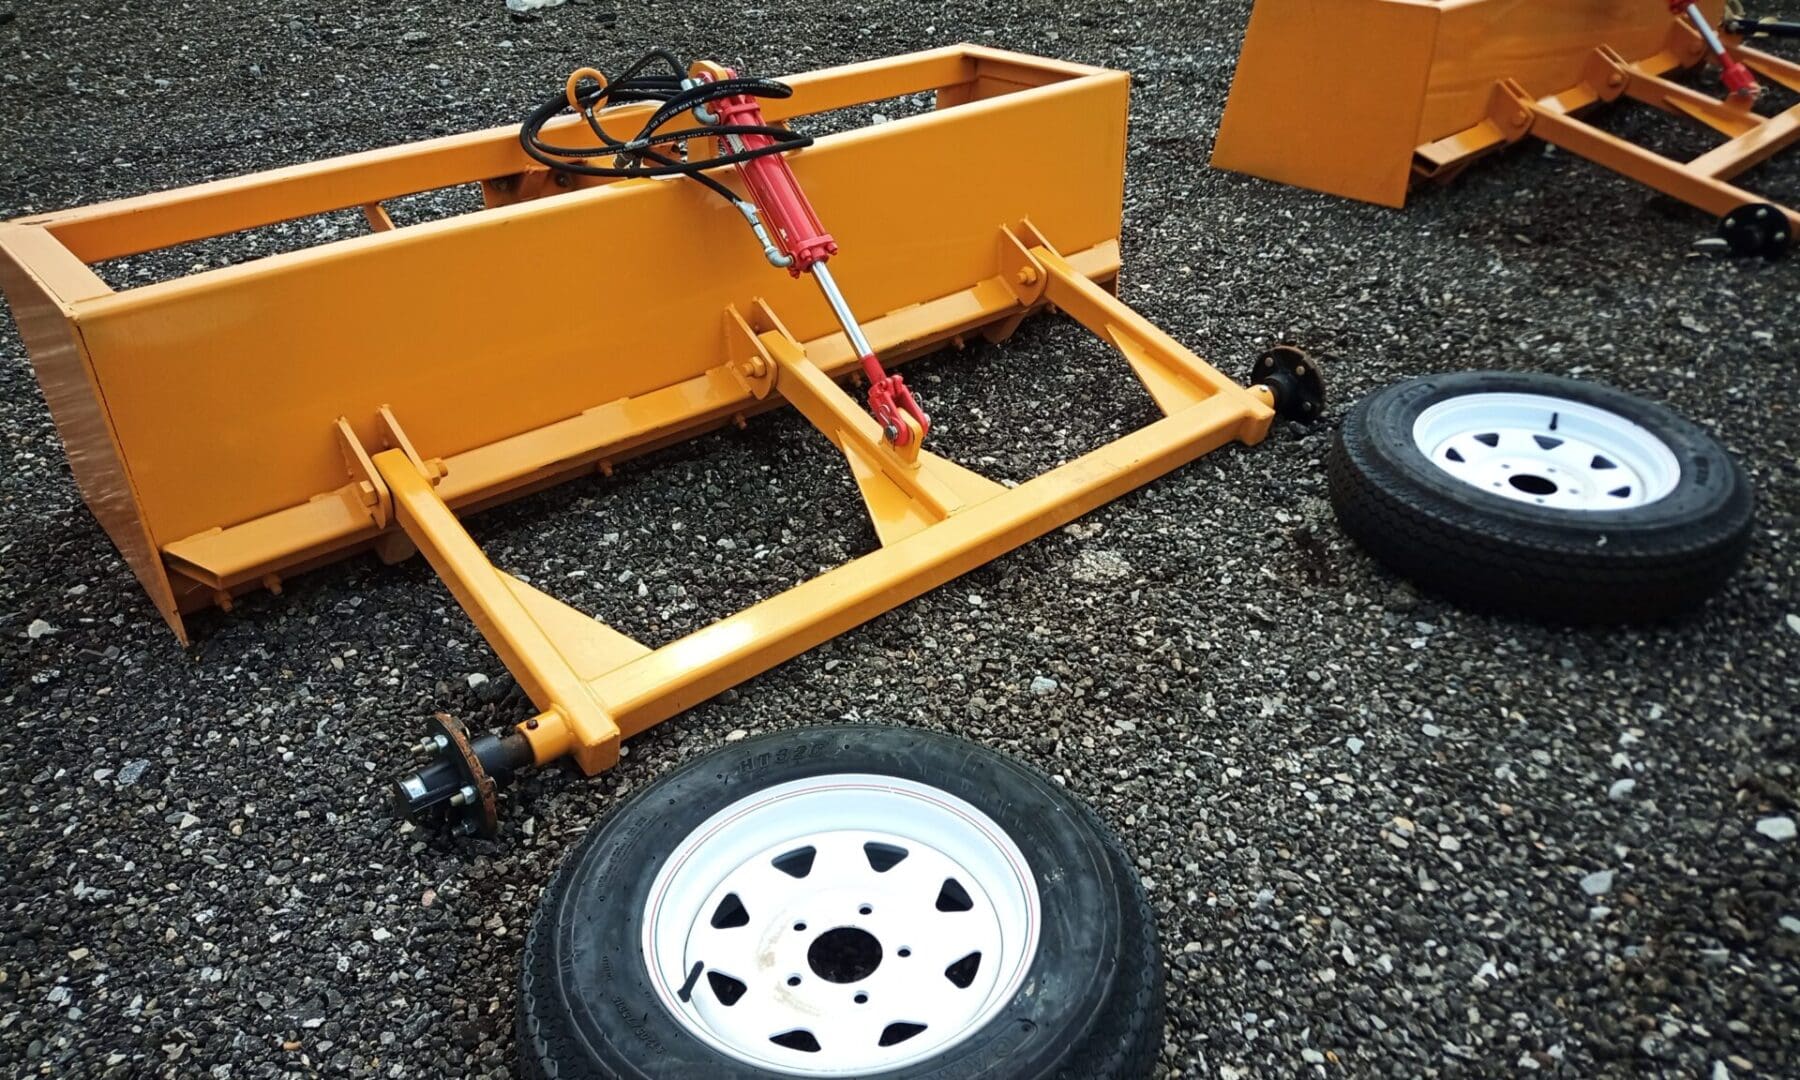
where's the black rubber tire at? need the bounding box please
[518,726,1163,1080]
[1327,371,1753,622]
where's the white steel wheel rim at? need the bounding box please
[641,773,1042,1076]
[1411,391,1681,511]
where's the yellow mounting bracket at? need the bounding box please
[363,420,631,776]
[746,304,1005,545]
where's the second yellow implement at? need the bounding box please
[1213,0,1800,253]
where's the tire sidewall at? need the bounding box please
[1348,371,1742,546]
[533,726,1132,1080]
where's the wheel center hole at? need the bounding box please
[807,926,883,984]
[1508,474,1558,496]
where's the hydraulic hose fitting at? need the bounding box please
[734,201,796,269]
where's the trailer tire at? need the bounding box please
[1327,371,1752,622]
[519,726,1162,1080]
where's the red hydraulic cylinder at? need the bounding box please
[705,73,838,274]
[696,66,931,446]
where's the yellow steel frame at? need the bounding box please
[370,225,1275,773]
[0,46,1279,775]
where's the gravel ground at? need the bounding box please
[3,1,1798,1076]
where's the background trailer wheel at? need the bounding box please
[519,727,1162,1079]
[1327,371,1753,622]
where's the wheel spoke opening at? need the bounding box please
[864,841,909,872]
[935,877,974,913]
[771,1030,822,1053]
[944,951,981,989]
[879,1023,927,1047]
[710,892,750,929]
[771,845,817,879]
[707,971,747,1006]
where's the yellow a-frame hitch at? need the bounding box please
[0,46,1321,832]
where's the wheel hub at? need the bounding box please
[1411,391,1680,511]
[642,776,1040,1076]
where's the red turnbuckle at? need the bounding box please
[1671,0,1762,98]
[1717,56,1761,98]
[698,64,929,449]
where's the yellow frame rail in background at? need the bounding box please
[0,46,1285,779]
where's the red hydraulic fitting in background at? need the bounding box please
[701,69,838,275]
[1716,56,1761,98]
[1669,0,1761,97]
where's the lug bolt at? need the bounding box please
[449,784,477,807]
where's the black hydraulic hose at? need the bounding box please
[518,49,812,206]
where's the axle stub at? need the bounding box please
[392,712,533,837]
[1723,16,1800,39]
[1718,203,1790,257]
[1251,345,1328,422]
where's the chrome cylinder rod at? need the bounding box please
[810,262,876,359]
